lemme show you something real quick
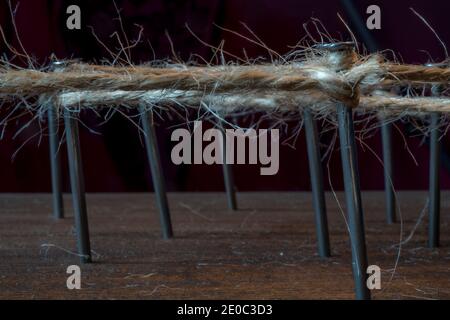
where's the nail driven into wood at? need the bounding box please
[375,85,399,225]
[317,42,371,300]
[46,74,64,219]
[216,118,237,211]
[139,105,173,239]
[381,118,395,224]
[55,61,92,263]
[303,106,330,258]
[428,111,440,248]
[63,106,92,263]
[336,102,370,300]
[426,61,446,248]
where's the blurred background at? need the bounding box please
[0,0,449,192]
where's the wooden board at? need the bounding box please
[0,191,448,299]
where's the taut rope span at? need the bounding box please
[0,47,448,114]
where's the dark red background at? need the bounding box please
[0,0,449,192]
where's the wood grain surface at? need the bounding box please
[0,191,448,299]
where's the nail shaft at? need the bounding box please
[425,63,445,248]
[428,112,440,248]
[304,107,330,258]
[63,108,91,263]
[221,156,237,210]
[218,121,237,211]
[140,106,173,239]
[337,103,370,300]
[47,104,64,219]
[381,121,395,223]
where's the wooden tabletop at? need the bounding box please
[0,191,448,299]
